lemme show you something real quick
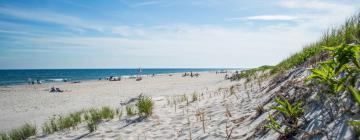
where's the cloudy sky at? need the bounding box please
[0,0,359,69]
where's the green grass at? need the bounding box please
[348,120,360,138]
[85,109,102,132]
[230,65,273,81]
[1,123,37,140]
[126,105,135,116]
[192,92,198,102]
[0,133,8,140]
[99,106,115,119]
[270,12,360,74]
[232,12,360,77]
[136,96,154,117]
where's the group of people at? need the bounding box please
[106,76,121,81]
[27,78,42,85]
[182,72,200,77]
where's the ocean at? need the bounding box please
[0,68,236,86]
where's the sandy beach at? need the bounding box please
[0,72,234,132]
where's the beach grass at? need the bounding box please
[270,12,360,74]
[192,92,198,102]
[0,133,8,140]
[136,96,153,117]
[126,105,135,116]
[230,12,360,79]
[99,106,115,119]
[0,123,37,140]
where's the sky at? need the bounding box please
[0,0,359,69]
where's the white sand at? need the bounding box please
[0,72,233,132]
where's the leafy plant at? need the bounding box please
[267,98,303,138]
[348,86,360,107]
[136,96,153,117]
[307,61,348,94]
[266,114,282,134]
[272,98,303,126]
[348,120,360,138]
[324,44,360,72]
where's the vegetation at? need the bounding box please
[307,43,360,137]
[230,65,273,81]
[348,120,360,138]
[126,105,135,116]
[192,92,198,102]
[136,96,154,117]
[271,12,360,74]
[41,111,83,135]
[266,98,303,138]
[1,123,37,140]
[99,106,115,119]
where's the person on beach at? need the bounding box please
[27,78,32,84]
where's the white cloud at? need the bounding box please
[234,15,298,21]
[1,0,360,68]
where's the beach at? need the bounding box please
[0,72,234,132]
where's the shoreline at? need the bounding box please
[0,71,234,131]
[0,69,238,87]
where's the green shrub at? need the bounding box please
[136,96,154,117]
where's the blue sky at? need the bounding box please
[0,0,359,69]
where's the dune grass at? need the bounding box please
[126,105,135,116]
[41,111,84,135]
[270,12,360,74]
[230,65,273,81]
[0,123,37,140]
[192,92,198,102]
[230,12,360,79]
[136,96,154,117]
[0,133,7,140]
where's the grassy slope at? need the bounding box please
[232,12,360,79]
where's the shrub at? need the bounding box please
[136,96,154,117]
